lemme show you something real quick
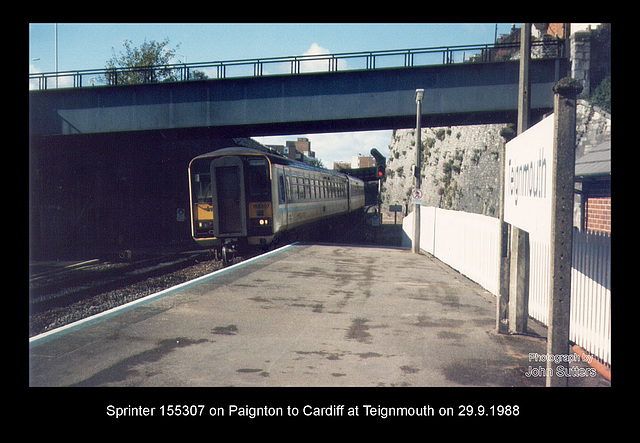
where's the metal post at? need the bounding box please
[412,89,424,254]
[55,23,58,89]
[546,77,582,387]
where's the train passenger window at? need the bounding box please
[278,174,286,204]
[285,176,291,201]
[305,179,311,200]
[292,176,299,201]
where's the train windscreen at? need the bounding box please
[246,158,271,201]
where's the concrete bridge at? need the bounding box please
[30,54,568,140]
[28,43,569,259]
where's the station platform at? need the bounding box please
[29,243,610,387]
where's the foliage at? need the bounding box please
[590,75,611,113]
[103,38,181,85]
[307,157,326,169]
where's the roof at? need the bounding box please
[575,139,611,179]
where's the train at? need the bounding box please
[188,147,365,262]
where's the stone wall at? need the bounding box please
[381,100,610,221]
[382,123,507,217]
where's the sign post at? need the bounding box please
[546,77,582,387]
[509,23,532,334]
[389,204,403,225]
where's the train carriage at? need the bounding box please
[188,147,364,262]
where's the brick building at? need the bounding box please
[267,137,316,163]
[575,139,611,234]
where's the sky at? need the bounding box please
[28,22,516,167]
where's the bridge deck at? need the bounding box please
[29,58,568,138]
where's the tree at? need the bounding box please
[307,157,326,169]
[104,38,181,85]
[590,76,611,114]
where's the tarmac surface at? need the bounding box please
[29,243,610,387]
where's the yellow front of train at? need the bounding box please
[188,148,277,261]
[188,155,218,249]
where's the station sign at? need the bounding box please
[503,114,554,239]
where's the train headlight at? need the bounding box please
[198,221,213,229]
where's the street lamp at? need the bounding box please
[412,89,424,254]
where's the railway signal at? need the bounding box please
[370,148,386,181]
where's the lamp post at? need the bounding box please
[55,23,58,89]
[412,89,424,254]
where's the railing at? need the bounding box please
[29,39,565,91]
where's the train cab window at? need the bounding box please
[193,173,212,204]
[190,157,213,205]
[246,158,270,201]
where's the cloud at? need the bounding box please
[299,43,348,73]
[255,130,393,169]
[29,64,76,90]
[311,130,392,167]
[29,64,41,90]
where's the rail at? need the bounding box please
[29,39,566,90]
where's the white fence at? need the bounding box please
[402,207,611,365]
[402,207,501,296]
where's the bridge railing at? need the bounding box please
[29,39,565,91]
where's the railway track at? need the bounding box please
[30,253,205,313]
[28,250,254,338]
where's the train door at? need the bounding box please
[210,156,247,237]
